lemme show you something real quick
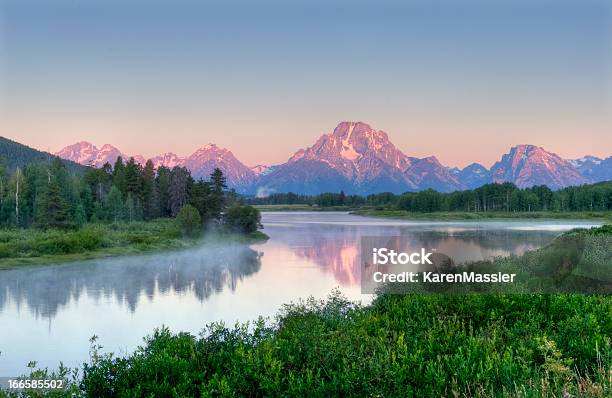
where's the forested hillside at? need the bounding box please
[0,136,86,174]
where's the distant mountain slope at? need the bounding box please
[0,136,86,173]
[571,155,612,183]
[182,144,256,188]
[490,145,587,189]
[456,163,491,189]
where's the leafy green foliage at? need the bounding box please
[175,204,202,237]
[223,204,262,234]
[70,292,611,397]
[0,220,183,265]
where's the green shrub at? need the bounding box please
[223,204,262,234]
[0,242,16,258]
[75,227,104,251]
[76,292,611,397]
[175,205,202,237]
[0,219,185,263]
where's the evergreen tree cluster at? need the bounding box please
[0,156,245,230]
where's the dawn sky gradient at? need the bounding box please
[1,0,611,168]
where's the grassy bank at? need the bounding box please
[5,227,610,397]
[352,209,612,221]
[0,220,268,269]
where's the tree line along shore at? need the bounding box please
[248,181,612,220]
[0,157,265,267]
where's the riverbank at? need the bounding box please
[0,219,268,269]
[351,209,612,221]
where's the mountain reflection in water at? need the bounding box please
[264,213,564,286]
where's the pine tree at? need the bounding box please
[112,156,127,196]
[208,168,227,221]
[156,166,171,217]
[141,160,156,220]
[169,167,191,217]
[210,168,227,194]
[124,157,142,199]
[189,180,212,224]
[39,174,71,229]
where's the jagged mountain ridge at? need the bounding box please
[256,122,463,194]
[570,155,612,183]
[489,145,587,190]
[56,142,257,189]
[54,122,612,194]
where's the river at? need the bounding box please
[0,212,601,375]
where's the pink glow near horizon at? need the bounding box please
[6,116,611,169]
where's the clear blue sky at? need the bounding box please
[1,0,611,167]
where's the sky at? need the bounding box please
[0,0,611,168]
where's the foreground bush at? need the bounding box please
[67,292,610,398]
[175,205,202,237]
[223,204,262,234]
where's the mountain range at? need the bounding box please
[54,121,611,195]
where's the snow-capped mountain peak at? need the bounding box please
[150,152,184,169]
[55,122,611,194]
[56,141,255,189]
[251,165,271,176]
[56,141,127,167]
[490,145,587,189]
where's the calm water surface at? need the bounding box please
[0,212,601,375]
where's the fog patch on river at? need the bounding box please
[0,240,262,319]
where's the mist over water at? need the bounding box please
[0,212,601,375]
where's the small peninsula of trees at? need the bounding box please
[0,156,261,235]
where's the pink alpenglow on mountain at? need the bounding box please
[182,144,256,187]
[55,142,127,168]
[149,152,185,169]
[257,121,463,194]
[250,165,271,176]
[55,142,256,190]
[55,122,611,194]
[490,145,588,189]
